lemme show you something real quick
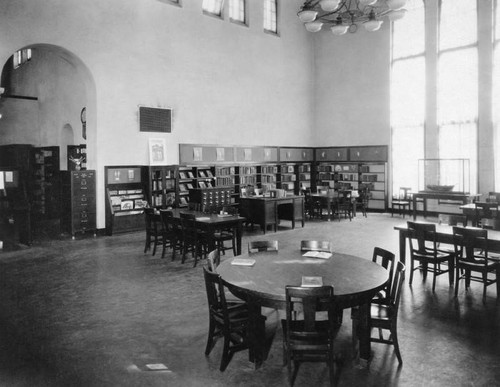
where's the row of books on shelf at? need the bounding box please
[111,198,147,212]
[299,173,310,181]
[178,171,195,179]
[361,174,378,182]
[240,166,257,175]
[109,189,143,196]
[215,166,236,176]
[281,174,297,182]
[298,164,311,173]
[281,165,295,173]
[281,182,295,191]
[240,176,257,185]
[151,179,175,191]
[261,165,278,174]
[216,176,236,186]
[261,175,276,183]
[317,164,359,172]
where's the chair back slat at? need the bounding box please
[389,261,406,315]
[300,240,332,253]
[248,240,279,253]
[372,247,396,296]
[207,249,221,272]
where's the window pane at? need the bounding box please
[438,123,477,193]
[203,0,224,16]
[496,0,500,40]
[392,125,424,194]
[230,0,245,23]
[391,57,425,127]
[440,0,477,50]
[438,48,478,124]
[392,0,425,59]
[263,0,277,33]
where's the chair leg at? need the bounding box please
[454,266,460,297]
[220,336,232,372]
[144,232,151,253]
[205,318,217,356]
[392,323,403,365]
[432,262,437,292]
[409,259,414,285]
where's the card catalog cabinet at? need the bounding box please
[61,170,96,239]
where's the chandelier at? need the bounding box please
[298,0,407,35]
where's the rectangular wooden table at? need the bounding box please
[169,209,244,255]
[411,191,481,221]
[239,195,304,234]
[394,222,500,266]
[460,203,500,226]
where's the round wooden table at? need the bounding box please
[217,250,389,367]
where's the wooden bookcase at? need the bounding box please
[105,166,148,235]
[148,165,177,209]
[32,146,60,222]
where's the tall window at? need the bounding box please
[494,1,500,190]
[391,0,425,195]
[438,0,478,193]
[263,0,277,34]
[203,0,224,17]
[229,0,246,24]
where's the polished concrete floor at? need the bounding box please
[1,213,500,386]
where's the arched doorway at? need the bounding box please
[0,44,96,243]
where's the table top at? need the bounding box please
[239,195,303,202]
[168,208,245,225]
[412,192,481,199]
[217,249,388,308]
[460,203,500,210]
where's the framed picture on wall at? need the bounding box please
[149,138,167,166]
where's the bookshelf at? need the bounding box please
[105,166,148,235]
[238,165,258,192]
[177,166,195,207]
[148,165,177,209]
[259,164,278,191]
[31,146,60,222]
[298,163,312,191]
[280,163,297,194]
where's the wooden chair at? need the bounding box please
[248,240,279,253]
[353,261,406,365]
[452,227,499,301]
[144,208,162,256]
[474,202,498,227]
[337,190,353,221]
[159,209,183,260]
[481,218,500,231]
[438,213,467,227]
[300,240,332,253]
[180,212,209,267]
[203,266,249,371]
[357,186,370,218]
[391,187,411,218]
[213,206,237,256]
[371,247,396,305]
[304,189,322,219]
[407,221,455,292]
[281,285,338,387]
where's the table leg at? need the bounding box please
[247,301,266,369]
[413,197,417,220]
[357,302,371,364]
[399,230,407,266]
[235,221,242,256]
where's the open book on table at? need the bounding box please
[301,276,323,287]
[302,251,332,259]
[231,258,256,267]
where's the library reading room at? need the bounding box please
[1,1,500,386]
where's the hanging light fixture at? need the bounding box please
[297,0,407,35]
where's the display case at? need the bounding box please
[418,159,470,194]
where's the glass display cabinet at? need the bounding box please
[418,158,470,194]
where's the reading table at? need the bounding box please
[217,249,388,368]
